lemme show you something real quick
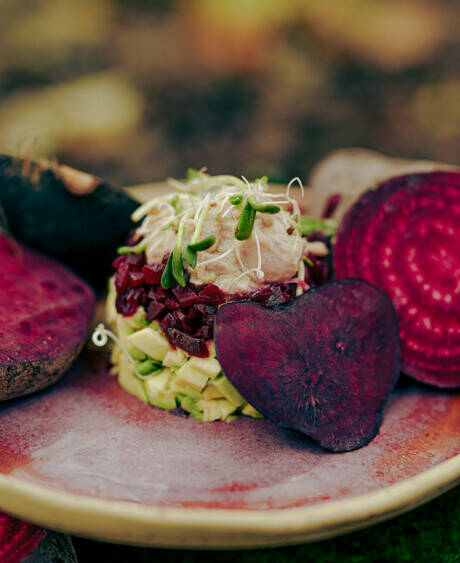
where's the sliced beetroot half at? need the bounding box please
[334,171,460,388]
[214,280,400,452]
[0,236,95,401]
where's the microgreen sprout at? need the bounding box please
[299,217,338,237]
[235,201,256,240]
[186,168,199,181]
[247,195,280,214]
[171,214,191,287]
[117,239,147,255]
[235,196,280,240]
[188,235,216,252]
[184,235,216,268]
[161,252,175,288]
[229,194,243,205]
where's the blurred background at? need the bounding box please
[0,0,458,186]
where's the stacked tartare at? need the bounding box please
[106,171,333,421]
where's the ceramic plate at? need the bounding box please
[1,183,459,548]
[0,351,459,548]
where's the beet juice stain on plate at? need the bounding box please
[0,351,458,512]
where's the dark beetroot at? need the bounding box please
[334,171,460,388]
[0,236,95,401]
[214,280,400,452]
[0,154,138,288]
[112,252,298,357]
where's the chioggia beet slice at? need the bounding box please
[334,171,460,388]
[0,236,95,401]
[214,280,400,452]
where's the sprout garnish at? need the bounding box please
[235,195,280,241]
[127,171,305,287]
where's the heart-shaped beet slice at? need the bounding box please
[0,236,95,401]
[334,171,460,388]
[215,280,400,452]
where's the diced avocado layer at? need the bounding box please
[108,300,262,422]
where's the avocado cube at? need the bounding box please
[126,342,147,361]
[163,348,187,368]
[137,358,161,376]
[127,327,171,361]
[188,357,221,379]
[206,341,216,357]
[213,375,246,407]
[175,363,209,391]
[241,403,263,419]
[116,315,134,346]
[169,376,188,394]
[216,398,237,420]
[106,278,117,324]
[189,408,204,420]
[182,385,203,401]
[146,370,176,411]
[197,399,224,422]
[179,395,196,413]
[123,309,149,330]
[202,383,225,400]
[118,355,148,403]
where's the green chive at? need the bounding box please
[303,256,314,267]
[247,196,280,214]
[235,202,256,240]
[161,252,175,288]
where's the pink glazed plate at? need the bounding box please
[0,351,459,548]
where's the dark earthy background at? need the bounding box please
[0,0,458,186]
[1,1,458,560]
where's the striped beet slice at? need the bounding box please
[334,171,460,388]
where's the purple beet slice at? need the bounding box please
[334,171,460,388]
[214,279,400,452]
[0,236,95,401]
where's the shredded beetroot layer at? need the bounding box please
[113,252,298,356]
[334,171,460,388]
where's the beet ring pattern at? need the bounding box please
[334,171,460,388]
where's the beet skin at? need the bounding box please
[0,236,95,401]
[334,171,460,388]
[0,155,138,288]
[215,280,400,452]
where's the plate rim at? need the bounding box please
[2,182,458,547]
[1,454,459,548]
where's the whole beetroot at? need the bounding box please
[0,155,138,288]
